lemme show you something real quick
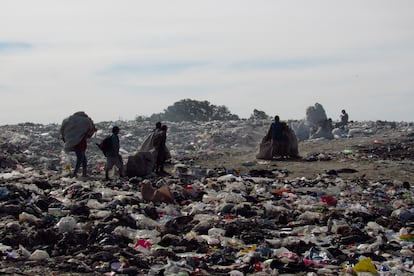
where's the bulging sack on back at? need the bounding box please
[96,136,112,157]
[60,111,96,152]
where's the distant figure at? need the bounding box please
[60,111,96,178]
[340,110,349,124]
[139,121,162,152]
[155,121,162,132]
[105,126,124,180]
[153,124,169,175]
[256,115,299,160]
[270,115,283,157]
[126,121,171,177]
[335,109,349,128]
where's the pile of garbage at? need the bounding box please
[0,119,414,275]
[291,103,349,141]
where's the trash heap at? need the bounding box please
[291,103,335,141]
[0,120,414,275]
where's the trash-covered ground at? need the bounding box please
[1,119,414,275]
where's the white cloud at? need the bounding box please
[0,0,413,124]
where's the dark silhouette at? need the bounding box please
[335,109,349,128]
[104,126,123,180]
[153,124,169,174]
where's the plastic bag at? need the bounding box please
[353,257,377,274]
[303,247,333,267]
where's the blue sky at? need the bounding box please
[0,0,413,124]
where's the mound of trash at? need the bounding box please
[0,119,414,275]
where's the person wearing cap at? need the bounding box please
[104,126,124,180]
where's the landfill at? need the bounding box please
[1,118,414,275]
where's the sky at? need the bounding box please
[1,0,413,125]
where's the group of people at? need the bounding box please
[60,111,170,180]
[146,122,170,175]
[60,121,125,180]
[61,109,349,179]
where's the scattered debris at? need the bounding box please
[0,119,414,274]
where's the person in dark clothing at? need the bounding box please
[271,115,283,141]
[73,136,88,177]
[105,126,123,180]
[257,115,299,160]
[153,124,168,175]
[270,115,284,158]
[340,109,349,124]
[335,109,349,128]
[155,121,162,131]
